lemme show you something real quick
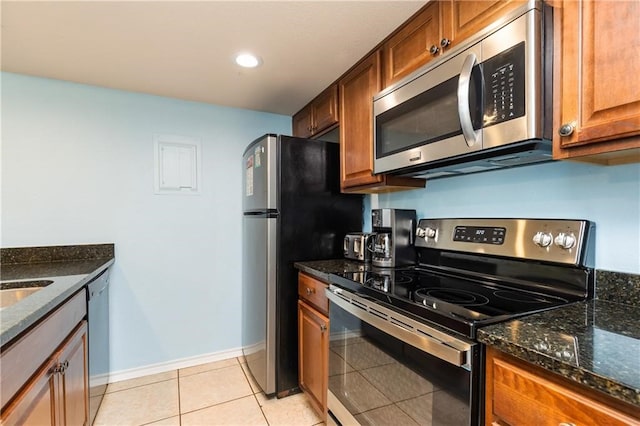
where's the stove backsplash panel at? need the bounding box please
[595,270,640,307]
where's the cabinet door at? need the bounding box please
[312,85,339,135]
[554,0,640,161]
[339,51,384,190]
[382,1,441,88]
[298,300,328,419]
[59,322,89,426]
[1,358,59,426]
[339,53,426,193]
[441,0,527,51]
[293,106,313,138]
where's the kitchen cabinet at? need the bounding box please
[382,1,527,88]
[485,346,640,426]
[382,1,442,88]
[1,290,89,425]
[297,273,329,419]
[339,51,426,193]
[440,1,527,51]
[293,85,339,139]
[553,0,640,163]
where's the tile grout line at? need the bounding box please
[105,376,177,395]
[237,358,271,425]
[178,392,257,417]
[177,367,183,426]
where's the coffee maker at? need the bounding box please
[371,208,417,267]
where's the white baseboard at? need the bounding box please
[108,347,244,384]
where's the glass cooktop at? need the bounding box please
[329,267,581,339]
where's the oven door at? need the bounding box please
[326,285,480,426]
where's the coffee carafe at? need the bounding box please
[371,208,417,268]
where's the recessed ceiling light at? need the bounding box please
[235,53,262,68]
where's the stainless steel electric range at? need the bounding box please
[327,218,595,426]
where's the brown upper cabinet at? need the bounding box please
[553,0,640,163]
[339,51,426,193]
[293,85,339,139]
[382,1,442,88]
[441,0,528,51]
[382,0,527,88]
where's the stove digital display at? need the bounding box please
[453,226,506,244]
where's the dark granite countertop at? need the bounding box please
[294,259,370,282]
[0,244,114,347]
[478,299,640,408]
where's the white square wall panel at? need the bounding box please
[154,134,202,195]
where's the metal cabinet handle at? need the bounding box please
[429,45,440,55]
[440,38,451,48]
[51,360,69,375]
[320,324,327,333]
[306,287,315,295]
[558,423,576,426]
[558,122,575,137]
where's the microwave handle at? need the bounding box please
[458,53,480,147]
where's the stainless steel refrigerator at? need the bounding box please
[242,134,362,397]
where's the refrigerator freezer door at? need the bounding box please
[243,135,277,212]
[241,214,277,395]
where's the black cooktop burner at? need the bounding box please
[330,267,582,339]
[415,288,490,306]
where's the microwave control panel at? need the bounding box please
[482,42,526,127]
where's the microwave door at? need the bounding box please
[373,44,483,176]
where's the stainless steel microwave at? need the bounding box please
[373,1,553,179]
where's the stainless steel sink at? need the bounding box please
[0,280,54,308]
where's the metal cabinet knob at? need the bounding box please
[558,423,576,426]
[440,38,451,48]
[429,45,440,55]
[320,324,327,332]
[558,123,575,137]
[306,287,315,295]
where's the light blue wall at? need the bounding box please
[366,161,640,274]
[1,72,291,373]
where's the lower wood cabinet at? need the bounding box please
[2,321,89,426]
[298,300,329,419]
[297,272,330,420]
[486,346,640,426]
[1,290,89,426]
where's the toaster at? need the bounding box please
[343,232,376,262]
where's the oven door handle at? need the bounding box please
[457,53,480,148]
[327,287,474,369]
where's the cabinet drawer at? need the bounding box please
[490,355,640,426]
[298,273,329,315]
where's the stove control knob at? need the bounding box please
[554,232,576,249]
[416,227,437,239]
[532,232,552,247]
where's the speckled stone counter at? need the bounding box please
[478,297,640,408]
[294,259,370,282]
[0,244,114,347]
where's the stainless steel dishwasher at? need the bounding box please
[87,268,110,425]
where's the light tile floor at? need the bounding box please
[94,357,324,426]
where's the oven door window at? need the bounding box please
[329,300,476,425]
[375,68,483,159]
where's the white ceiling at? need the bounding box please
[1,1,425,116]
